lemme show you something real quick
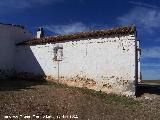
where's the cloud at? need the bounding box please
[129,1,160,9]
[141,62,160,80]
[142,63,160,67]
[154,38,160,42]
[117,6,160,33]
[44,22,90,35]
[142,68,160,80]
[142,47,160,59]
[0,0,60,13]
[117,2,160,80]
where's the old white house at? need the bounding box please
[0,23,141,96]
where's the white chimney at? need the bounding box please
[37,27,44,38]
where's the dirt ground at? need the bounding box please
[0,79,160,120]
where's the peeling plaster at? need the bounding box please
[15,34,138,96]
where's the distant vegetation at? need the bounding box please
[142,80,160,84]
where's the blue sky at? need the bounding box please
[0,0,160,80]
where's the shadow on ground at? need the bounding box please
[0,79,47,91]
[137,83,160,96]
[0,45,47,91]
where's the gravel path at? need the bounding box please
[0,79,160,120]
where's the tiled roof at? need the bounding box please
[16,26,136,46]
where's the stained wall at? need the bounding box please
[16,34,137,96]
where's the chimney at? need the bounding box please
[37,27,44,38]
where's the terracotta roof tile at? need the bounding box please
[16,26,136,46]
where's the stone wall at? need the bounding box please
[15,34,138,96]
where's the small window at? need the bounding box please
[53,45,63,61]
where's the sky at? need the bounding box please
[0,0,160,80]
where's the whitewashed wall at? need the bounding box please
[0,24,32,79]
[137,40,141,82]
[16,34,137,96]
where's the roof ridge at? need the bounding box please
[16,26,136,46]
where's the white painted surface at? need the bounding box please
[16,34,137,95]
[0,24,32,77]
[37,31,41,38]
[137,40,141,82]
[0,24,140,95]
